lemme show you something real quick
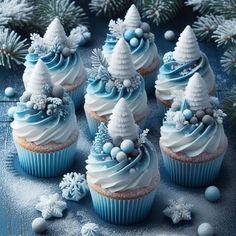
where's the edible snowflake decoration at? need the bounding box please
[29,33,47,55]
[163,199,193,224]
[174,111,186,129]
[81,222,100,236]
[213,109,227,124]
[138,129,149,146]
[35,193,67,220]
[59,172,89,202]
[165,110,176,123]
[209,96,220,108]
[108,18,125,39]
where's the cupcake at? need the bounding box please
[11,60,79,177]
[85,38,148,137]
[23,17,87,108]
[160,72,227,187]
[102,4,160,92]
[86,98,160,225]
[155,25,215,117]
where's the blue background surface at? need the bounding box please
[0,2,236,235]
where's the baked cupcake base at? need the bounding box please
[160,139,228,187]
[138,59,160,93]
[87,174,160,225]
[84,105,147,138]
[14,133,78,178]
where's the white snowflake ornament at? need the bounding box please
[163,199,193,224]
[35,193,67,220]
[59,172,89,202]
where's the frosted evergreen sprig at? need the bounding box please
[223,86,236,133]
[212,20,236,47]
[192,14,225,41]
[221,48,236,75]
[185,0,212,14]
[142,0,183,26]
[32,0,88,33]
[89,0,129,17]
[90,48,109,76]
[0,27,28,69]
[209,0,236,19]
[0,0,33,27]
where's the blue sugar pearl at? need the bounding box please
[135,28,143,38]
[197,223,214,236]
[120,139,135,153]
[204,186,221,202]
[111,147,121,158]
[124,30,135,41]
[116,151,127,162]
[164,30,175,41]
[183,109,193,120]
[103,142,114,154]
[130,37,139,47]
[7,106,16,118]
[5,87,15,97]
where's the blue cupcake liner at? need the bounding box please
[142,66,158,94]
[89,186,156,225]
[85,109,147,138]
[67,83,85,109]
[15,141,77,178]
[161,149,225,187]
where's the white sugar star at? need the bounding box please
[163,199,193,224]
[35,193,67,220]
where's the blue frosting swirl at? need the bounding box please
[155,52,215,101]
[102,34,158,70]
[85,75,147,117]
[11,99,78,145]
[86,141,158,192]
[23,50,86,90]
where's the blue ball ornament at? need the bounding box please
[135,28,143,38]
[116,151,127,162]
[183,109,193,120]
[103,142,114,154]
[124,30,135,41]
[164,30,175,41]
[120,139,135,153]
[110,147,121,158]
[130,37,139,47]
[7,106,16,118]
[197,223,214,236]
[5,87,15,97]
[204,186,221,202]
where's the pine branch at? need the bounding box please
[0,27,28,69]
[142,0,183,26]
[221,47,236,74]
[192,14,225,41]
[212,19,236,47]
[185,0,212,14]
[0,0,33,27]
[223,86,236,134]
[209,0,236,19]
[32,0,88,33]
[89,0,130,17]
